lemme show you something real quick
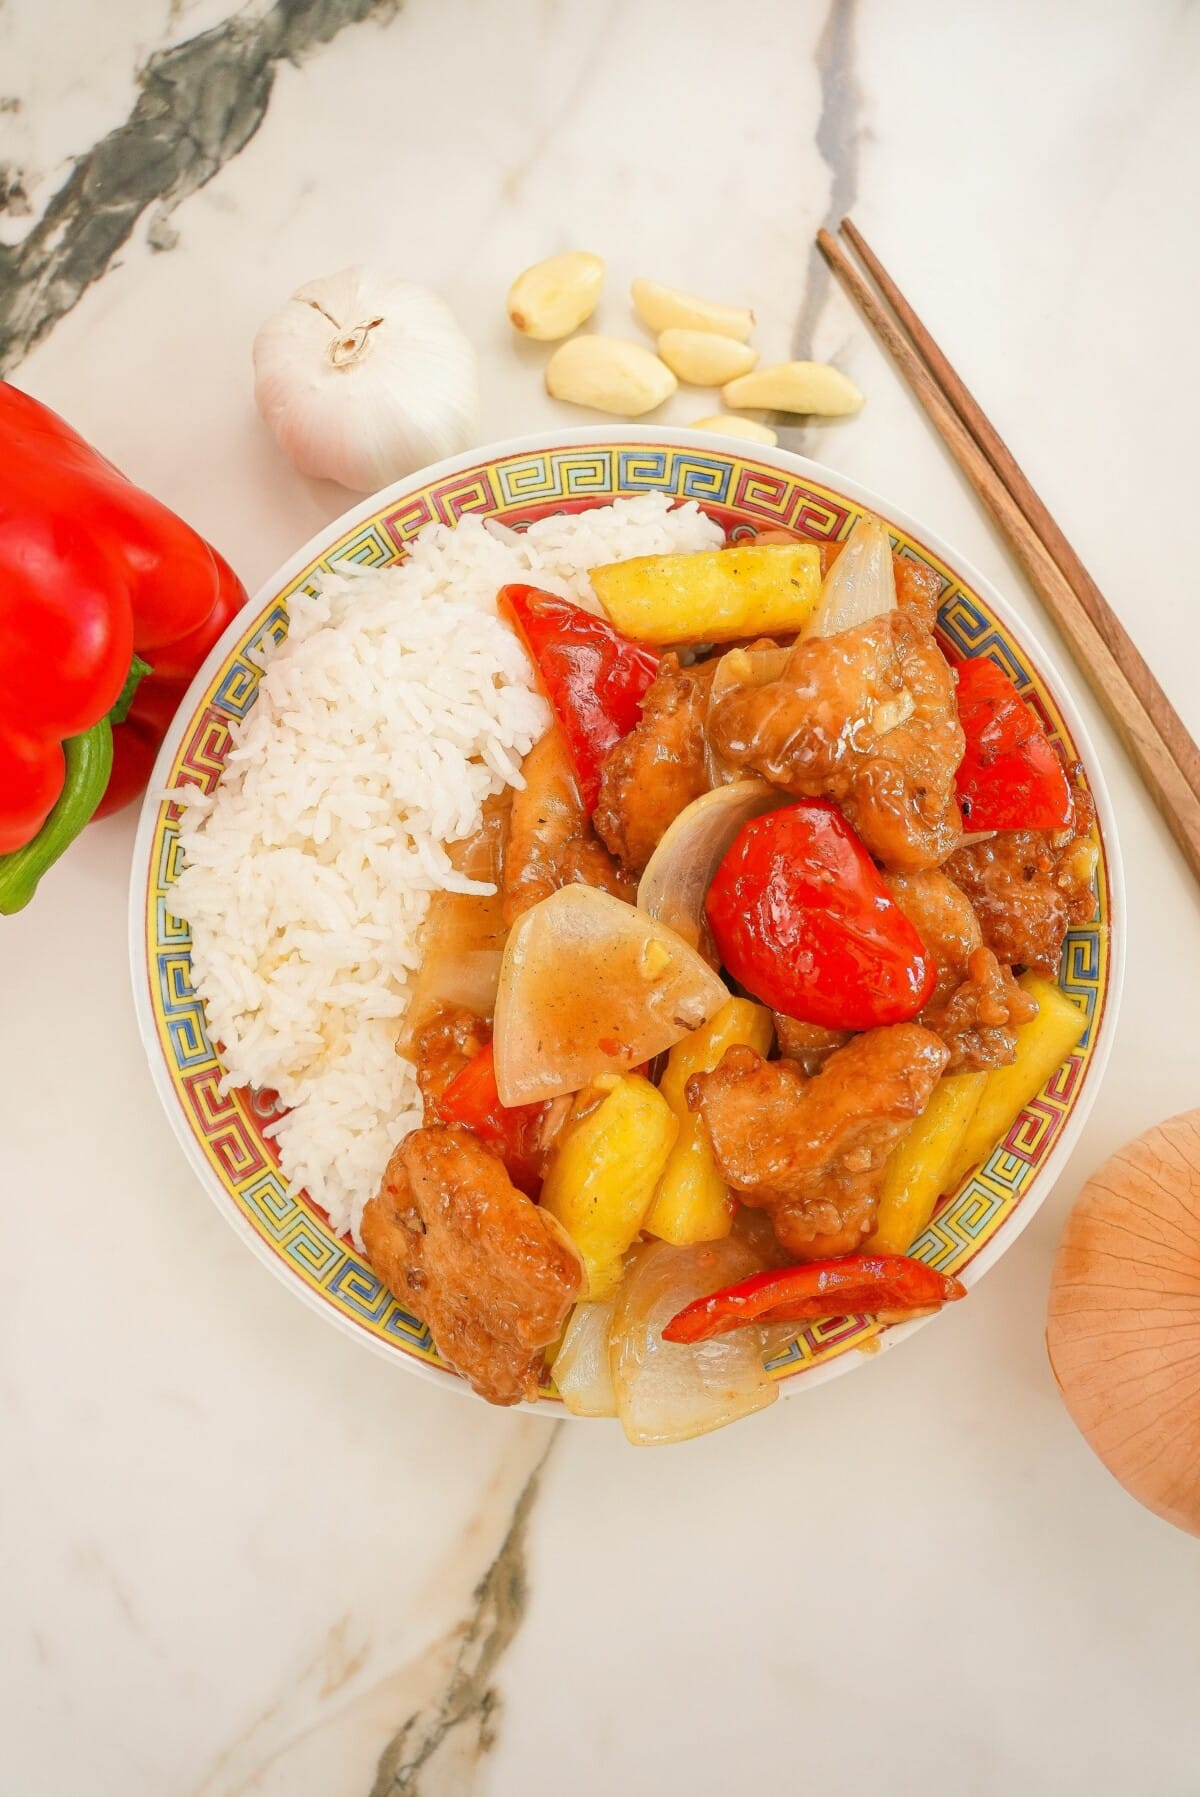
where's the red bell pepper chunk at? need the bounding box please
[499,584,660,812]
[704,800,936,1031]
[436,1041,548,1196]
[954,657,1072,831]
[0,381,247,910]
[663,1253,967,1344]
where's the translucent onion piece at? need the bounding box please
[806,514,896,639]
[609,1238,778,1446]
[396,794,509,1058]
[552,1300,618,1417]
[637,780,781,950]
[493,886,729,1107]
[405,948,503,1033]
[704,644,792,785]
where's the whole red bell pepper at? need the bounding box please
[954,656,1072,831]
[0,382,247,912]
[663,1252,966,1343]
[499,584,660,812]
[705,800,936,1030]
[436,1041,549,1195]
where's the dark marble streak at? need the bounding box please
[0,0,398,373]
[369,1427,560,1796]
[789,0,862,367]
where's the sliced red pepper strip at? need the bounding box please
[954,657,1072,831]
[705,800,936,1031]
[436,1041,548,1196]
[662,1253,966,1344]
[499,584,660,812]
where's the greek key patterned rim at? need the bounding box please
[129,430,1123,1411]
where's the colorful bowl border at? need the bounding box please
[130,429,1123,1409]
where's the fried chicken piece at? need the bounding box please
[944,774,1098,976]
[884,868,979,981]
[892,556,943,634]
[594,654,715,872]
[412,1004,490,1112]
[362,1124,584,1406]
[687,1026,949,1259]
[707,612,964,871]
[503,726,633,926]
[883,869,1037,1071]
[772,1015,852,1075]
[927,946,1039,1067]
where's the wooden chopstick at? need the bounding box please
[817,223,1200,888]
[837,217,1200,808]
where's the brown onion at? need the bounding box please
[1046,1110,1200,1536]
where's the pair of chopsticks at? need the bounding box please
[818,219,1200,888]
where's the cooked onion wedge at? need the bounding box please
[704,643,792,785]
[493,886,729,1106]
[552,1299,619,1417]
[397,794,509,1057]
[637,780,781,950]
[609,1238,778,1445]
[806,514,896,638]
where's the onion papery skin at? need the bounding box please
[1046,1109,1200,1537]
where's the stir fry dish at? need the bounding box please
[361,516,1098,1443]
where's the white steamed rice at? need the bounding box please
[170,492,723,1239]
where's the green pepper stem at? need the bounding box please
[111,652,153,726]
[0,718,115,916]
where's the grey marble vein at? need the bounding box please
[368,1427,559,1796]
[0,0,399,373]
[788,0,862,371]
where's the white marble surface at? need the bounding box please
[3,2,1200,1792]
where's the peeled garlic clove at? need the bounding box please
[722,361,864,416]
[690,415,778,446]
[507,251,604,341]
[632,279,755,342]
[546,335,677,417]
[657,330,758,386]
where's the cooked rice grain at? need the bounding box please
[171,493,723,1238]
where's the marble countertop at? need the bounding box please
[4,2,1200,1792]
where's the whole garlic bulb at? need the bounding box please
[252,267,480,493]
